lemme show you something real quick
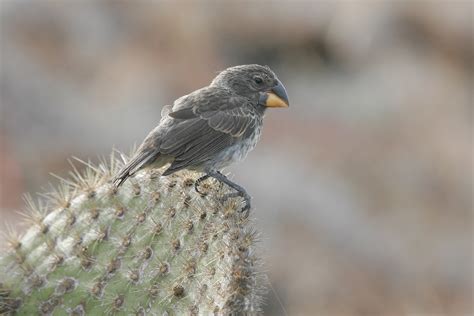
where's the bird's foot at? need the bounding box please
[194,174,210,195]
[199,170,252,218]
[222,191,251,218]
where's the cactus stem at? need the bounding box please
[0,150,265,315]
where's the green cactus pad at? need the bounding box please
[0,154,264,315]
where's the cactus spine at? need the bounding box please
[0,153,264,315]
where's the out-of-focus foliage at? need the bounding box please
[0,1,472,315]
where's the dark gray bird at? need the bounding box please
[114,64,289,214]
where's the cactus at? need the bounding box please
[0,153,264,315]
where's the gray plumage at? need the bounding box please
[113,64,289,213]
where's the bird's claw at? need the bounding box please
[222,191,251,218]
[194,175,210,195]
[197,172,251,218]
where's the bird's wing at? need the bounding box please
[160,121,234,175]
[169,87,257,137]
[161,87,258,174]
[202,106,257,137]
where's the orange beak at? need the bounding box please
[260,79,289,108]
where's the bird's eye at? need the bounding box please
[254,77,263,85]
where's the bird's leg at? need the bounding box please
[194,174,211,195]
[205,170,251,216]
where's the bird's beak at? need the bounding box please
[259,79,290,108]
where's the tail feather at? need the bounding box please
[113,151,159,187]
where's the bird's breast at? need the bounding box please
[212,123,262,169]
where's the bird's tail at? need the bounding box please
[113,150,159,187]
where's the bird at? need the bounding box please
[113,64,289,215]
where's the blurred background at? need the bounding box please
[0,1,472,315]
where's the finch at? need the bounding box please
[114,64,289,214]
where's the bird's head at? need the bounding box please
[211,64,290,109]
